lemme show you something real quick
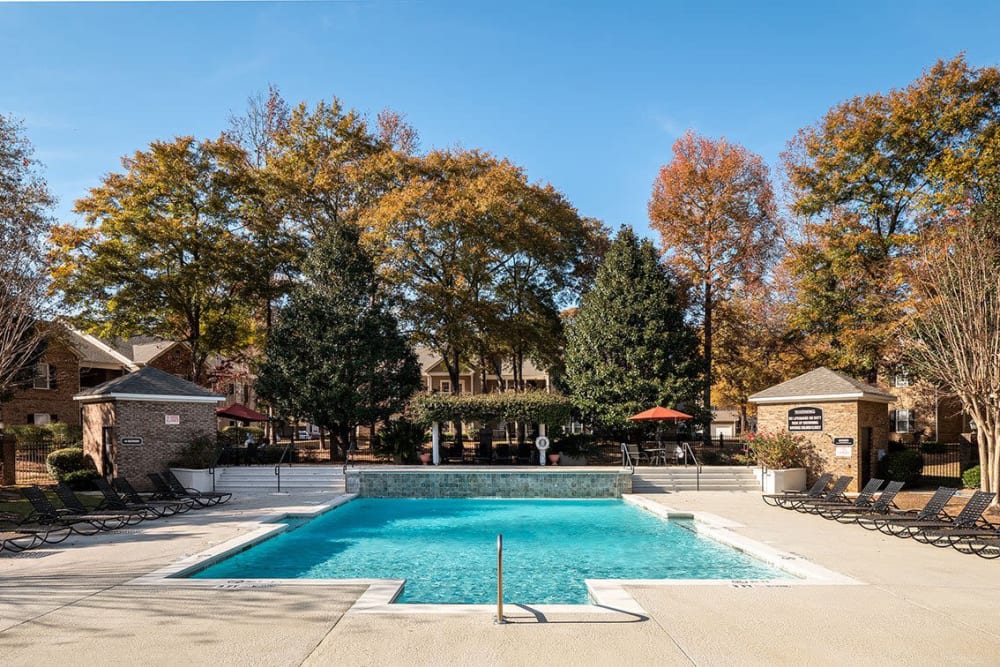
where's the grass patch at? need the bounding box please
[0,486,103,519]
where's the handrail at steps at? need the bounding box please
[208,445,226,493]
[274,442,293,492]
[621,442,635,473]
[680,441,702,491]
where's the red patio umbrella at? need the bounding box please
[216,403,269,422]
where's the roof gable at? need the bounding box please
[748,367,896,404]
[74,366,222,403]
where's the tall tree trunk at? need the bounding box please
[703,280,713,446]
[447,349,463,446]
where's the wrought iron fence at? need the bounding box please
[900,441,977,486]
[14,439,58,484]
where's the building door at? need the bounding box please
[101,426,114,480]
[861,427,873,484]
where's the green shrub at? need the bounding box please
[747,431,809,469]
[699,450,721,465]
[373,419,428,464]
[962,465,981,489]
[169,434,220,469]
[62,469,100,491]
[553,433,596,458]
[9,424,83,447]
[46,447,95,480]
[9,425,53,446]
[881,449,924,486]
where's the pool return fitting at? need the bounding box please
[496,534,506,624]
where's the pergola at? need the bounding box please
[411,391,574,465]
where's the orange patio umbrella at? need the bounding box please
[628,407,693,422]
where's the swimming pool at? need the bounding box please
[191,498,791,603]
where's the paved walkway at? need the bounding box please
[2,490,999,666]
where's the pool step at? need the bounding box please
[631,466,759,493]
[214,465,346,492]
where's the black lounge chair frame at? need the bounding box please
[762,473,833,507]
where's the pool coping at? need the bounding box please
[127,493,863,617]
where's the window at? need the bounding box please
[34,363,51,390]
[892,372,911,388]
[29,413,52,425]
[892,409,915,433]
[440,380,451,393]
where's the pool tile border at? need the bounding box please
[128,492,862,617]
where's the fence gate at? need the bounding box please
[3,434,57,485]
[905,441,976,486]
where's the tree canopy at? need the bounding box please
[50,136,255,383]
[563,227,701,435]
[255,221,421,454]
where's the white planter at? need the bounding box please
[169,467,214,492]
[753,467,807,494]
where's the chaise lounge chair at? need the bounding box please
[762,473,833,507]
[151,471,231,506]
[0,512,72,553]
[20,486,130,535]
[93,477,189,518]
[113,478,195,515]
[801,478,884,515]
[786,476,853,512]
[861,486,958,534]
[54,483,149,526]
[818,481,904,523]
[888,490,996,544]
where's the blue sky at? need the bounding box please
[3,1,1000,238]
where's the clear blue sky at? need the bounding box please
[3,1,1000,238]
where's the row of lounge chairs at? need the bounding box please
[1,471,231,555]
[764,475,999,559]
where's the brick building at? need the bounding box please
[75,366,222,487]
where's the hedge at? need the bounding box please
[411,391,574,426]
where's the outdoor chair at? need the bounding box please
[114,478,195,515]
[622,443,649,467]
[0,512,72,552]
[20,486,128,535]
[54,483,147,526]
[444,441,466,464]
[818,481,904,523]
[785,476,853,511]
[882,490,996,544]
[922,520,1000,559]
[94,477,188,518]
[801,478,884,515]
[162,470,232,505]
[860,486,958,534]
[762,473,833,507]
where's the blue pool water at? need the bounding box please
[192,498,790,603]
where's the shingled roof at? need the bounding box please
[748,367,896,404]
[74,366,223,403]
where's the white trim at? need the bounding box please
[69,328,140,371]
[749,392,894,404]
[74,392,223,403]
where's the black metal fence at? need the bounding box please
[899,441,977,486]
[14,439,58,484]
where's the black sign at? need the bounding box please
[120,437,144,446]
[832,437,854,446]
[787,407,823,432]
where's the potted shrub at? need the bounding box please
[169,434,220,491]
[748,431,810,494]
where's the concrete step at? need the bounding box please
[631,466,758,493]
[214,465,345,491]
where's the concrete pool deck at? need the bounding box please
[2,490,999,665]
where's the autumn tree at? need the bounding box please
[50,136,256,383]
[256,222,421,456]
[366,148,604,387]
[564,227,701,436]
[907,185,1000,505]
[782,55,1000,379]
[0,114,54,399]
[649,131,780,441]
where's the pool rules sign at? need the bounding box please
[787,407,823,432]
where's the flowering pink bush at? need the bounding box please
[746,430,809,469]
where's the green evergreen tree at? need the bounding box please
[256,222,421,455]
[564,227,701,436]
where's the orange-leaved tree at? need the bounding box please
[648,131,781,441]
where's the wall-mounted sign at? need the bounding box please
[787,407,823,432]
[120,437,144,446]
[835,445,853,458]
[833,437,854,447]
[165,414,180,425]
